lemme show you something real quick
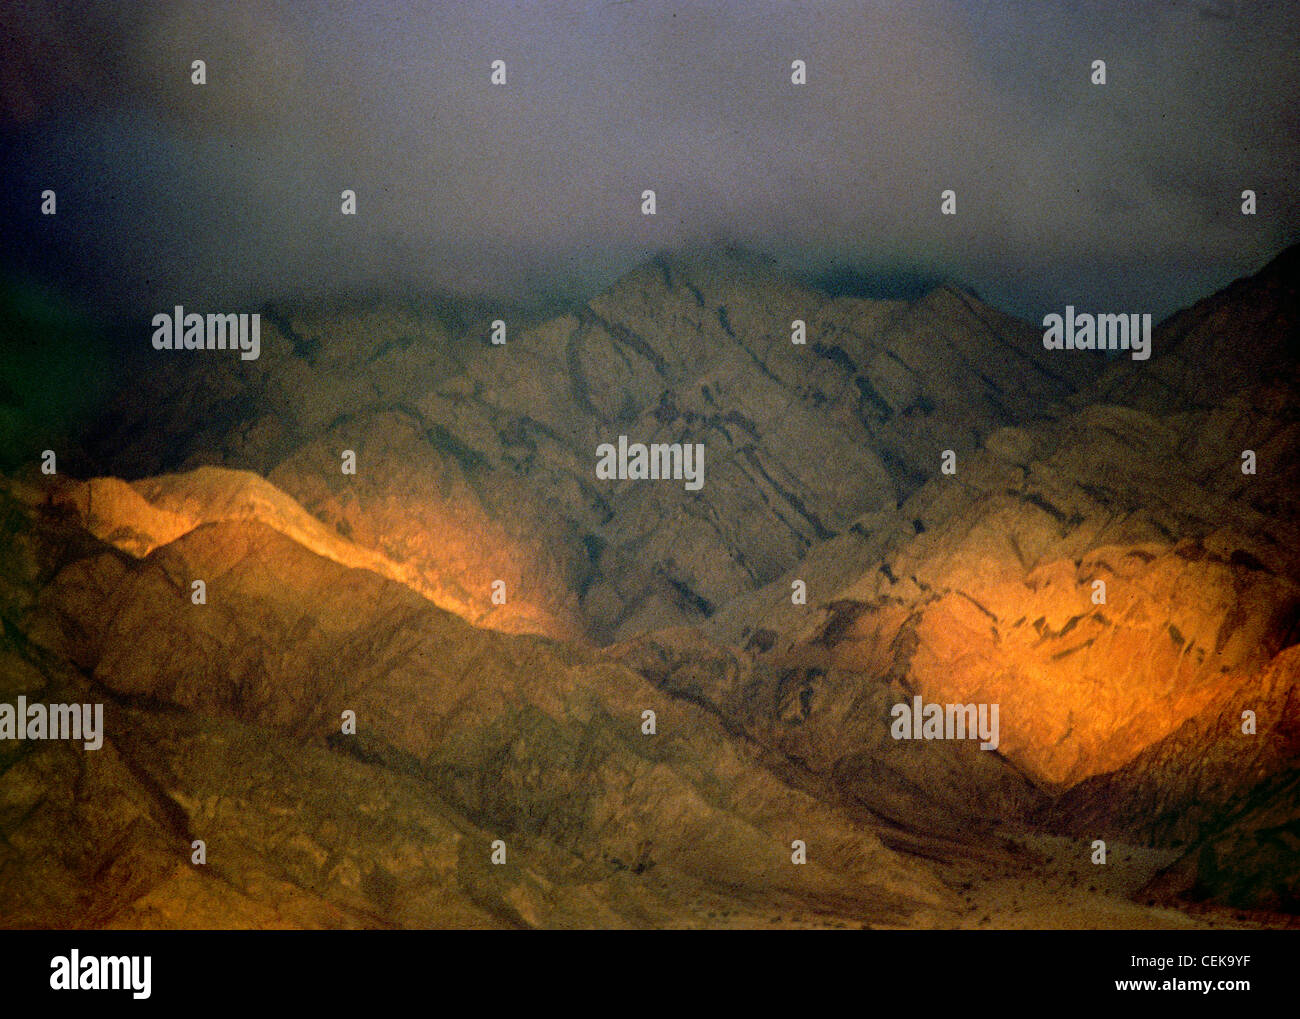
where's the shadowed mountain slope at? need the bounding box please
[1,478,956,928]
[77,248,1099,644]
[2,245,1296,925]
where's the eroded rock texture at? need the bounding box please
[2,246,1296,927]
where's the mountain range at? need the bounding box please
[1,244,1296,927]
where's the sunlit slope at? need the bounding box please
[1,478,952,928]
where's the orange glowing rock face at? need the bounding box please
[830,542,1293,787]
[54,467,1288,792]
[52,466,585,644]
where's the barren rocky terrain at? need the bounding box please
[1,245,1296,928]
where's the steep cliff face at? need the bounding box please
[3,245,1296,927]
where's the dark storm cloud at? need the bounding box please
[1,0,1296,321]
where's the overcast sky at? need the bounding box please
[1,0,1296,323]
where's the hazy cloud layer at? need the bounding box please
[1,0,1296,321]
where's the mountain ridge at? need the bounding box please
[2,242,1297,925]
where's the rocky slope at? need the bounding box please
[0,478,954,928]
[78,248,1097,644]
[1050,645,1299,913]
[706,244,1299,910]
[2,244,1296,926]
